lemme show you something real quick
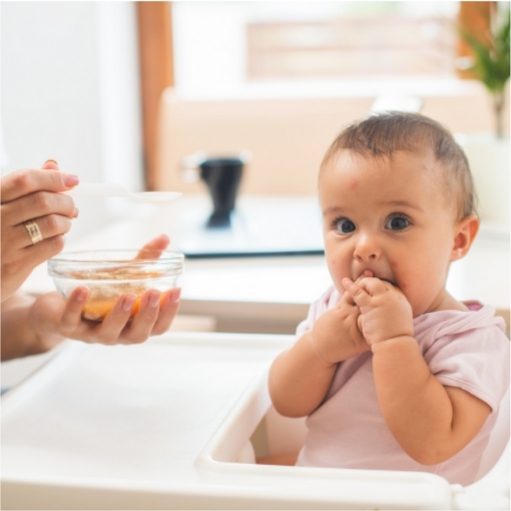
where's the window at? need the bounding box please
[172,1,460,95]
[246,6,457,80]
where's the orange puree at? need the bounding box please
[69,267,167,322]
[82,293,165,322]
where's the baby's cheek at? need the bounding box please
[327,256,344,282]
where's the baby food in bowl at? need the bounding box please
[48,250,184,321]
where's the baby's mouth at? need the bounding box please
[356,269,374,280]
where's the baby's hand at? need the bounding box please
[341,277,413,346]
[310,285,369,365]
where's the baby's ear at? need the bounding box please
[451,214,479,261]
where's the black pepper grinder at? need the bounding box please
[181,152,249,229]
[199,156,245,228]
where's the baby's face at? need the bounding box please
[319,149,460,316]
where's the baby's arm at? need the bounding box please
[268,333,337,418]
[269,291,369,417]
[372,338,490,465]
[344,277,491,465]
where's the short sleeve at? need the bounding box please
[425,325,510,411]
[296,286,337,337]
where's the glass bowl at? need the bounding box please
[48,250,184,321]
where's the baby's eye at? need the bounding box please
[385,214,410,231]
[334,218,356,234]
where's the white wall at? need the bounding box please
[0,1,142,241]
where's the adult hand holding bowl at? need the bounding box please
[44,235,183,345]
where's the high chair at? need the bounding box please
[1,332,508,510]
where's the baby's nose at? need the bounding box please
[353,234,381,262]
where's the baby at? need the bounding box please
[268,112,509,485]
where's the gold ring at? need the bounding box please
[24,221,43,245]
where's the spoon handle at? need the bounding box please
[68,182,182,202]
[68,182,128,197]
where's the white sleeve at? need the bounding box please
[295,286,337,336]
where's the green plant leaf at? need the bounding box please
[460,6,510,93]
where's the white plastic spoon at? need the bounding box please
[68,182,182,203]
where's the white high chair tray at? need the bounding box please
[1,332,506,510]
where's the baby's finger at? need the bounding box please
[59,287,89,335]
[342,278,372,308]
[1,169,79,203]
[135,234,170,260]
[151,288,181,335]
[339,288,355,306]
[339,270,373,306]
[359,277,391,296]
[357,314,364,333]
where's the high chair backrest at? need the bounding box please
[156,89,373,196]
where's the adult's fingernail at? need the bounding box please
[144,291,158,308]
[73,207,79,218]
[75,287,88,302]
[45,159,59,165]
[122,294,136,312]
[63,174,80,187]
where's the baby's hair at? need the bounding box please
[321,111,477,220]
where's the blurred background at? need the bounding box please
[1,0,509,368]
[1,1,509,241]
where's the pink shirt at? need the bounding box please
[295,287,510,485]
